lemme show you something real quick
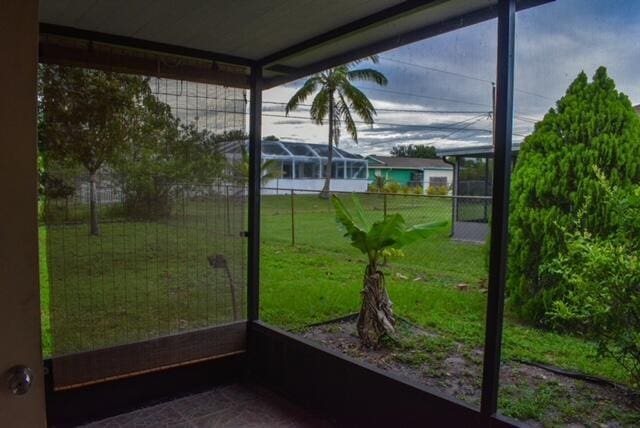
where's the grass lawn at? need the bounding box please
[39,193,636,423]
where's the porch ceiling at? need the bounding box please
[39,0,549,87]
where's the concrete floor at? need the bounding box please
[81,383,333,428]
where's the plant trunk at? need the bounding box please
[319,96,334,199]
[89,171,100,236]
[357,264,395,347]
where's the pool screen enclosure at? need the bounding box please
[35,0,552,425]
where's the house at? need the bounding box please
[222,140,369,194]
[366,155,453,191]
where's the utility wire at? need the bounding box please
[262,100,488,115]
[262,112,527,138]
[359,86,492,108]
[379,55,555,101]
[442,114,488,139]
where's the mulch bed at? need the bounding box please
[302,315,640,427]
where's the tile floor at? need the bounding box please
[81,383,333,428]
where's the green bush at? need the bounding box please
[546,180,640,386]
[384,181,401,194]
[401,185,413,194]
[508,67,640,325]
[427,185,448,196]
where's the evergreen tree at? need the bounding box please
[507,66,640,325]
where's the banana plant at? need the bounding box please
[332,194,445,347]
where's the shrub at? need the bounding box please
[427,185,448,196]
[507,67,640,325]
[384,181,401,194]
[401,185,413,194]
[545,181,640,386]
[413,185,424,195]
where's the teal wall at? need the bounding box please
[368,168,415,185]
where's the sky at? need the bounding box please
[260,0,640,156]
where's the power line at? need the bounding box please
[379,55,555,101]
[262,112,528,137]
[442,114,488,139]
[262,100,488,115]
[266,99,540,128]
[349,86,492,108]
[380,56,493,85]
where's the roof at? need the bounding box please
[367,155,452,170]
[436,143,521,157]
[634,105,640,114]
[220,139,365,161]
[263,141,365,160]
[38,0,550,89]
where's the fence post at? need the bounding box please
[383,193,388,218]
[291,189,295,246]
[225,185,230,234]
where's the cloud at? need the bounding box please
[262,0,640,156]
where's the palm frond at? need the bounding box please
[340,82,376,125]
[347,68,388,86]
[260,158,282,183]
[285,76,320,114]
[309,88,330,125]
[349,55,380,66]
[337,92,358,142]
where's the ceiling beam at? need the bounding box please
[39,23,256,68]
[39,41,251,88]
[258,0,442,67]
[262,0,552,89]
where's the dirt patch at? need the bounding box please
[302,317,640,427]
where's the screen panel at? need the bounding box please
[39,66,249,388]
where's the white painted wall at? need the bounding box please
[422,168,454,192]
[261,178,369,195]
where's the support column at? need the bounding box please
[247,65,263,322]
[0,0,47,426]
[480,0,515,418]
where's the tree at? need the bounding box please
[40,65,149,235]
[507,67,640,325]
[546,177,640,386]
[390,144,438,159]
[286,58,388,198]
[112,120,230,220]
[332,195,444,347]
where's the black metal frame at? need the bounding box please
[481,0,516,417]
[247,65,263,323]
[246,0,520,425]
[40,0,536,425]
[260,0,550,89]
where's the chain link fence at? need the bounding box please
[261,188,491,286]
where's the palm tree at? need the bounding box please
[285,57,388,198]
[234,143,282,185]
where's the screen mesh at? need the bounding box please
[39,66,248,387]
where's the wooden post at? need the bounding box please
[225,185,230,234]
[291,189,295,246]
[383,193,388,218]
